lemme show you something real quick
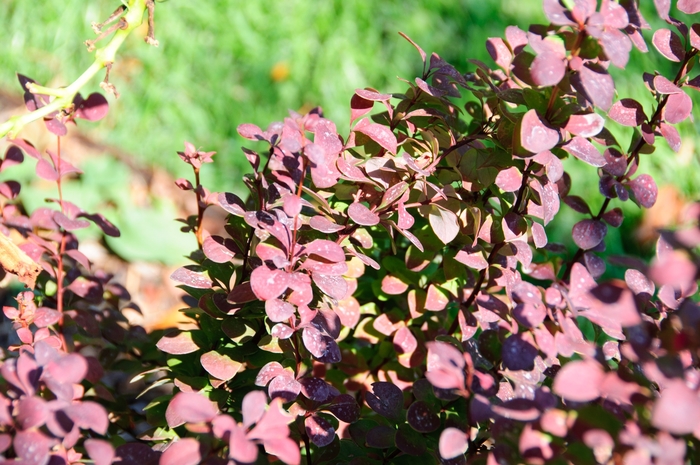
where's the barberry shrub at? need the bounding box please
[1,0,700,464]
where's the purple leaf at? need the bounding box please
[165,392,218,428]
[75,93,109,121]
[365,382,403,420]
[562,136,606,167]
[652,29,684,62]
[563,195,591,214]
[170,267,213,289]
[114,443,161,465]
[628,174,658,208]
[299,378,330,402]
[502,333,538,370]
[439,427,468,460]
[608,98,645,127]
[572,219,608,250]
[663,91,693,124]
[519,109,559,153]
[79,212,120,237]
[306,414,336,447]
[366,425,396,449]
[201,351,241,381]
[156,330,200,355]
[2,145,25,171]
[354,118,397,154]
[159,438,201,465]
[348,202,379,226]
[407,401,440,433]
[543,0,574,25]
[553,360,604,402]
[250,266,289,301]
[327,394,360,423]
[602,207,624,227]
[0,181,20,199]
[564,113,605,137]
[85,439,115,465]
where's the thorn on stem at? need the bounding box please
[85,18,128,52]
[91,5,126,34]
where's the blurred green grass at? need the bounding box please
[1,0,699,266]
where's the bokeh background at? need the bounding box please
[0,0,699,326]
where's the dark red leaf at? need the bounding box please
[653,29,684,62]
[327,394,360,423]
[354,118,397,154]
[562,136,606,167]
[0,181,20,199]
[519,109,559,153]
[299,378,330,402]
[114,443,161,465]
[572,219,608,250]
[306,414,335,447]
[608,98,645,126]
[563,195,591,214]
[78,212,120,237]
[439,427,468,460]
[201,351,241,381]
[602,207,624,227]
[75,93,109,121]
[407,401,440,433]
[628,174,658,208]
[166,392,218,428]
[365,382,403,420]
[347,202,379,226]
[663,91,693,124]
[159,438,201,465]
[170,267,213,289]
[156,330,200,355]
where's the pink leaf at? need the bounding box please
[562,136,606,167]
[393,326,417,355]
[543,0,575,25]
[679,0,700,13]
[495,166,522,192]
[36,158,59,181]
[201,351,241,381]
[659,122,681,152]
[427,204,460,245]
[486,37,513,70]
[564,113,605,137]
[202,236,235,263]
[250,266,289,301]
[309,216,344,233]
[303,239,345,263]
[255,362,287,387]
[578,64,615,110]
[382,275,409,295]
[265,299,296,322]
[46,353,88,384]
[312,273,348,300]
[652,29,684,62]
[159,438,201,465]
[64,401,109,434]
[519,109,559,153]
[652,380,700,434]
[530,52,566,87]
[600,29,632,68]
[426,341,465,390]
[354,118,397,154]
[14,430,51,465]
[170,267,213,289]
[348,202,379,226]
[663,91,693,124]
[269,374,301,403]
[156,330,200,355]
[165,392,218,428]
[572,219,608,250]
[85,439,115,465]
[302,326,341,363]
[439,427,468,460]
[553,360,604,402]
[237,123,264,140]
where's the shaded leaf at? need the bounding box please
[652,29,684,62]
[407,401,440,433]
[572,219,607,250]
[365,382,403,420]
[306,414,336,447]
[628,174,658,208]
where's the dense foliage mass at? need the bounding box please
[1,0,700,464]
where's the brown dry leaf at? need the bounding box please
[0,233,41,288]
